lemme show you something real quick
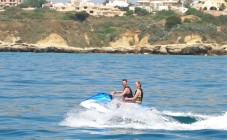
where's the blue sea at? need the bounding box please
[0,52,226,139]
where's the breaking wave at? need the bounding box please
[60,100,227,131]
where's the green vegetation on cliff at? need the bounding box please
[0,6,226,47]
[21,0,47,8]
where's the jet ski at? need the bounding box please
[79,92,198,124]
[80,92,152,112]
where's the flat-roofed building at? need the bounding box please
[70,0,126,16]
[42,0,126,16]
[75,4,126,16]
[0,0,21,9]
[106,0,129,7]
[134,0,179,12]
[192,0,227,11]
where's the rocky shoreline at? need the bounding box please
[0,43,226,55]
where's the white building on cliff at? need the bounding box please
[0,0,21,9]
[192,0,227,11]
[131,0,180,12]
[70,0,94,6]
[71,0,126,16]
[106,0,129,7]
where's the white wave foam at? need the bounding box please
[60,101,227,131]
[191,112,227,130]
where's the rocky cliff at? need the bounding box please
[0,24,226,55]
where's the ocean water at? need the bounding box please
[0,52,226,139]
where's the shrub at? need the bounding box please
[171,23,226,42]
[3,6,25,19]
[215,31,227,41]
[104,27,116,34]
[153,10,177,20]
[165,15,181,31]
[172,24,216,33]
[61,12,74,20]
[74,11,89,22]
[23,0,47,8]
[33,7,55,13]
[28,10,44,19]
[2,6,44,19]
[17,3,29,8]
[94,22,119,42]
[149,33,168,42]
[184,18,191,23]
[186,8,221,25]
[109,33,118,42]
[124,10,134,16]
[135,7,149,16]
[219,15,227,24]
[139,24,168,42]
[3,6,22,16]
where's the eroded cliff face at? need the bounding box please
[109,29,149,49]
[0,35,21,44]
[184,34,203,44]
[0,29,226,55]
[110,29,139,48]
[0,21,22,44]
[36,33,68,47]
[92,30,226,55]
[109,29,205,48]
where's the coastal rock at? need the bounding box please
[222,45,227,50]
[180,44,211,55]
[166,45,183,54]
[151,46,167,54]
[0,43,226,55]
[207,45,227,55]
[165,44,213,55]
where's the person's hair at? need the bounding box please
[122,79,127,82]
[136,81,142,87]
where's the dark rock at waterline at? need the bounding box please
[0,43,226,55]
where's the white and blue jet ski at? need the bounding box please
[80,92,152,113]
[79,92,199,124]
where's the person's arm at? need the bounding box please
[110,91,122,96]
[113,88,129,97]
[125,89,141,101]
